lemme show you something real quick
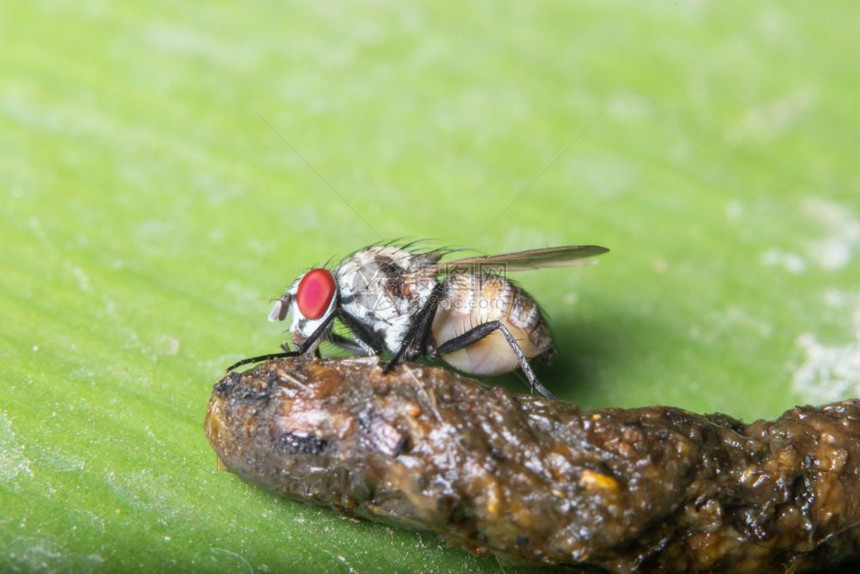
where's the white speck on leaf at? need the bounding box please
[792,297,860,403]
[0,411,33,483]
[802,198,860,271]
[728,87,817,141]
[336,554,357,574]
[152,334,180,356]
[761,199,858,275]
[761,249,806,274]
[38,449,85,473]
[694,305,774,343]
[607,91,652,121]
[321,549,358,574]
[210,548,253,573]
[65,262,91,293]
[725,200,744,222]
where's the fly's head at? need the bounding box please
[269,268,338,346]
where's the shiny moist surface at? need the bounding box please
[205,358,860,573]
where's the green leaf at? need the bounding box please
[2,1,857,572]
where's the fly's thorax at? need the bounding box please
[335,246,441,352]
[432,272,553,376]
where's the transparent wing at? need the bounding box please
[432,245,609,273]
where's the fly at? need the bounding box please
[227,243,609,398]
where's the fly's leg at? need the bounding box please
[226,349,301,372]
[325,332,379,356]
[338,312,386,356]
[433,321,556,400]
[226,314,336,371]
[276,339,322,359]
[383,283,445,374]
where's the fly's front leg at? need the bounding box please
[434,321,556,400]
[226,314,335,372]
[383,283,445,374]
[226,349,301,372]
[281,339,325,359]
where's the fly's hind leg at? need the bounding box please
[433,321,556,400]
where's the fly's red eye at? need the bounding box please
[296,269,336,320]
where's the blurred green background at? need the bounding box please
[2,1,858,572]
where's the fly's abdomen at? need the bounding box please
[432,273,552,376]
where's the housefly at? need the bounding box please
[227,244,609,398]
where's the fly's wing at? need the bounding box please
[432,245,609,274]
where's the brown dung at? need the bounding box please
[205,358,860,573]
